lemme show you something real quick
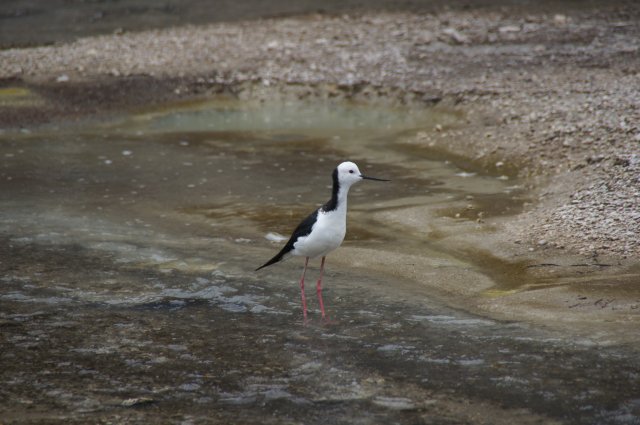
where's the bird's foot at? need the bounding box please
[321,316,339,327]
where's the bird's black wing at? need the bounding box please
[255,209,319,271]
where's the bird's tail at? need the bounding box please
[255,250,286,271]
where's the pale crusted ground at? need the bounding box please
[0,3,639,258]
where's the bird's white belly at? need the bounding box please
[292,210,346,258]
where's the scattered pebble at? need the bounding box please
[553,14,568,26]
[372,396,417,410]
[499,25,521,34]
[441,28,469,44]
[121,397,155,407]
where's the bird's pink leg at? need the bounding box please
[317,256,327,321]
[299,257,309,324]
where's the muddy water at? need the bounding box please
[1,98,639,424]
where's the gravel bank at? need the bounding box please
[1,2,639,259]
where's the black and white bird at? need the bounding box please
[256,161,389,322]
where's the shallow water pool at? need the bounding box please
[1,97,638,424]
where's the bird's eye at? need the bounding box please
[349,170,354,174]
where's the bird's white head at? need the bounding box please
[335,161,389,188]
[336,161,364,187]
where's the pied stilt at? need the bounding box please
[256,161,389,322]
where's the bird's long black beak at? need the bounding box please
[361,174,390,182]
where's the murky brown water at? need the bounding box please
[1,97,639,424]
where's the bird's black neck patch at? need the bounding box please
[322,167,340,212]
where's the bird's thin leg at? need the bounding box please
[299,257,309,324]
[317,256,327,320]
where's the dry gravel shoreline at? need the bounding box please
[1,4,638,261]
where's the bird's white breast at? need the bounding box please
[292,209,346,258]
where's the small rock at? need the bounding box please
[553,14,567,26]
[613,157,630,167]
[442,28,469,44]
[499,25,521,33]
[121,397,155,407]
[56,74,69,83]
[372,396,416,410]
[586,155,605,164]
[416,30,435,44]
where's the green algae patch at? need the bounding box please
[0,86,44,107]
